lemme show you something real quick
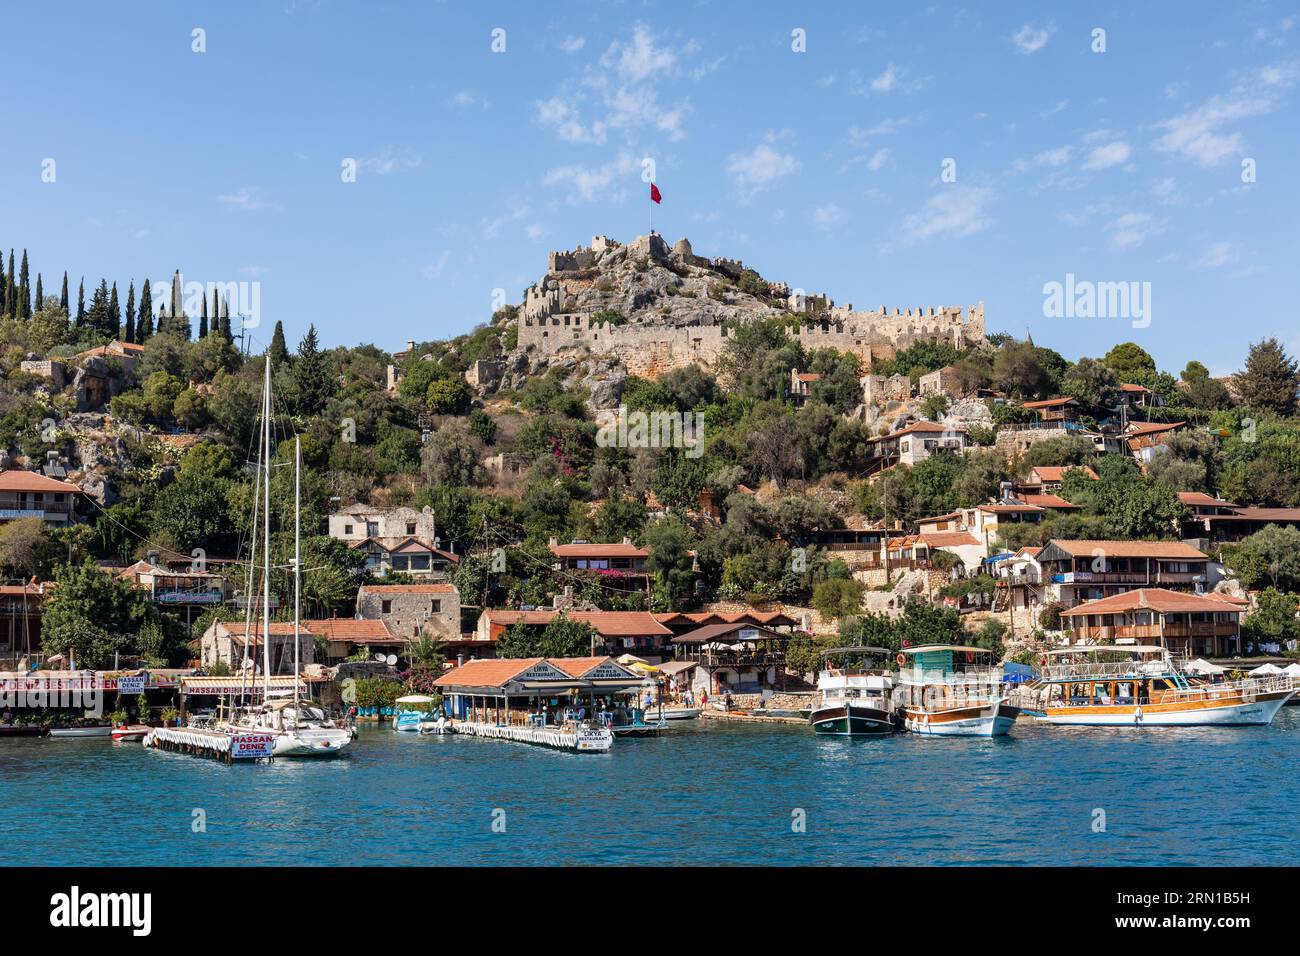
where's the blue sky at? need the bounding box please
[5,0,1299,375]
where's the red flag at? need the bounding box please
[649,182,662,204]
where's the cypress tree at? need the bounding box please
[76,278,85,325]
[60,272,69,314]
[34,274,43,313]
[268,320,289,369]
[85,279,113,336]
[125,282,136,344]
[138,280,153,340]
[210,287,219,335]
[199,294,209,339]
[109,281,121,337]
[219,296,232,344]
[292,324,333,415]
[17,250,29,319]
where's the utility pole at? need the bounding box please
[881,474,890,586]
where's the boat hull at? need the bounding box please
[49,726,113,738]
[658,707,701,720]
[1040,688,1293,726]
[272,728,353,757]
[111,725,151,742]
[810,703,896,736]
[902,702,1019,737]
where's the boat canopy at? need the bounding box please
[395,695,437,704]
[900,644,994,656]
[819,645,893,659]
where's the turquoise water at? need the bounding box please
[4,712,1299,866]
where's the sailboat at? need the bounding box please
[221,352,352,758]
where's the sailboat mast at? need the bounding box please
[261,351,273,702]
[294,436,301,708]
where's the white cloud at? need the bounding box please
[1013,145,1072,172]
[358,147,423,175]
[871,64,901,92]
[536,95,606,144]
[217,187,268,210]
[543,154,638,203]
[1195,241,1240,269]
[902,186,994,243]
[813,203,844,226]
[421,252,450,279]
[867,148,890,172]
[452,90,489,109]
[1011,22,1055,55]
[603,23,675,82]
[560,35,586,54]
[726,142,798,196]
[1081,140,1132,170]
[1153,64,1297,166]
[1106,211,1163,249]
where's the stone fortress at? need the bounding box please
[513,233,985,378]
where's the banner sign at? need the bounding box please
[115,674,147,694]
[230,734,276,759]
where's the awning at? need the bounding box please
[1185,658,1227,676]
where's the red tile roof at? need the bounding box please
[879,420,967,440]
[1023,396,1077,409]
[549,542,648,558]
[301,619,393,639]
[1019,493,1079,509]
[1177,491,1236,507]
[1044,539,1208,559]
[1030,465,1098,482]
[918,532,981,548]
[0,470,81,493]
[1061,588,1248,617]
[483,609,670,637]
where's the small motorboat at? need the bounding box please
[49,724,113,738]
[111,724,151,742]
[393,695,439,732]
[658,706,701,720]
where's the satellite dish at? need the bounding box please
[422,506,433,516]
[386,654,398,665]
[372,651,385,662]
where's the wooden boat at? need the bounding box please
[1021,646,1296,726]
[49,724,113,738]
[111,724,151,742]
[658,706,701,720]
[0,723,46,737]
[810,646,898,735]
[895,645,1020,737]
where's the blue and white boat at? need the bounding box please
[392,695,438,732]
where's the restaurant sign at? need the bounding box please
[115,674,147,694]
[230,734,276,759]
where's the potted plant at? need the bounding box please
[160,706,181,728]
[108,708,129,728]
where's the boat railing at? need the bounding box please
[1156,675,1295,704]
[1039,660,1172,680]
[896,665,1006,685]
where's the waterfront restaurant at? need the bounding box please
[433,656,652,726]
[671,621,791,695]
[1060,588,1248,658]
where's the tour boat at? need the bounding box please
[810,646,898,735]
[894,645,1020,737]
[111,724,151,742]
[1022,646,1296,726]
[49,724,113,738]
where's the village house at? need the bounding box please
[1017,465,1099,494]
[198,621,315,675]
[357,582,460,640]
[861,372,912,406]
[474,609,675,661]
[1023,396,1082,426]
[991,546,1045,613]
[1124,420,1186,464]
[116,558,234,608]
[306,618,403,664]
[348,536,458,579]
[1060,588,1247,658]
[789,369,819,406]
[549,538,653,593]
[652,610,798,639]
[0,582,47,664]
[74,338,145,372]
[0,469,82,527]
[887,531,987,575]
[1029,539,1213,609]
[670,621,791,696]
[869,421,967,471]
[1116,383,1161,410]
[1177,492,1300,542]
[916,502,1045,555]
[328,503,436,542]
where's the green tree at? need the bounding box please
[643,516,697,611]
[1236,338,1299,417]
[268,320,290,368]
[292,325,334,415]
[812,577,865,621]
[1243,588,1300,651]
[1102,342,1156,381]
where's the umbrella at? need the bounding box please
[1249,663,1284,675]
[1185,658,1227,676]
[1283,663,1300,677]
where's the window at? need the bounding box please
[344,524,354,535]
[431,600,441,614]
[406,522,417,535]
[381,600,392,614]
[366,522,380,537]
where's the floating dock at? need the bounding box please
[450,720,613,752]
[143,727,276,763]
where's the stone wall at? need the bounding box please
[995,426,1069,457]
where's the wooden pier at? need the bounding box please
[143,727,276,763]
[450,720,613,752]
